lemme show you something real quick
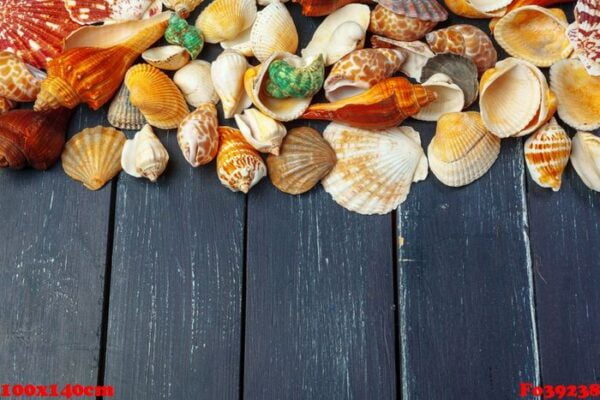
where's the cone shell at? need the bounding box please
[65,0,158,24]
[425,25,497,74]
[413,73,465,122]
[443,0,506,18]
[212,50,252,119]
[174,60,219,107]
[177,103,219,167]
[568,0,600,76]
[196,0,257,43]
[121,124,169,182]
[428,112,500,187]
[571,131,600,191]
[62,126,127,191]
[322,122,428,215]
[524,118,571,191]
[125,64,188,130]
[267,126,336,195]
[162,0,203,17]
[371,35,434,80]
[251,2,299,63]
[234,108,287,155]
[142,45,190,70]
[108,83,147,131]
[369,5,437,42]
[0,51,45,102]
[0,98,15,114]
[421,53,478,108]
[216,126,267,193]
[375,0,449,21]
[292,0,371,16]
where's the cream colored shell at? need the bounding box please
[121,124,169,182]
[234,108,287,155]
[413,73,465,122]
[211,50,252,119]
[250,2,299,62]
[141,45,190,70]
[195,0,257,43]
[174,60,219,107]
[571,131,600,192]
[370,35,435,80]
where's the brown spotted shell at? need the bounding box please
[177,103,220,167]
[369,5,437,42]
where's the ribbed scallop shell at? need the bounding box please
[216,126,267,193]
[428,111,500,187]
[121,124,169,182]
[369,5,438,42]
[65,0,157,24]
[212,50,251,119]
[142,45,190,70]
[420,53,478,107]
[0,51,45,102]
[267,126,336,195]
[177,103,219,167]
[235,108,287,155]
[62,126,127,191]
[321,122,428,215]
[524,118,571,191]
[108,83,147,131]
[571,131,600,191]
[371,35,434,80]
[162,0,203,17]
[375,0,449,21]
[196,0,256,43]
[251,2,299,63]
[568,0,600,76]
[413,73,465,122]
[174,60,219,107]
[125,64,188,130]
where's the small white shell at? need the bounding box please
[174,60,219,107]
[234,108,287,155]
[469,0,510,12]
[142,45,190,70]
[571,131,600,191]
[413,73,465,122]
[250,2,299,62]
[121,124,169,182]
[211,50,252,118]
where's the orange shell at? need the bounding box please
[292,0,371,16]
[369,5,437,42]
[0,98,15,114]
[0,51,45,102]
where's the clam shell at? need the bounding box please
[375,0,449,21]
[174,60,219,107]
[293,0,371,16]
[469,0,510,12]
[428,112,500,187]
[413,73,465,122]
[220,28,253,57]
[250,2,299,63]
[444,0,507,18]
[0,51,46,102]
[568,0,600,76]
[212,50,252,119]
[371,35,434,80]
[177,103,219,167]
[125,63,189,130]
[571,131,600,191]
[217,126,267,193]
[66,0,157,24]
[321,122,428,215]
[494,6,572,67]
[369,5,437,42]
[550,59,600,132]
[302,4,370,66]
[121,124,169,182]
[196,0,256,43]
[162,0,203,17]
[420,53,478,107]
[142,45,190,70]
[267,126,336,195]
[108,83,147,131]
[234,108,287,155]
[62,126,127,191]
[524,118,571,191]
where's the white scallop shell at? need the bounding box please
[250,2,299,62]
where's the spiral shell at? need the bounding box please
[265,55,325,99]
[371,35,435,80]
[234,108,287,155]
[121,124,169,182]
[162,0,203,17]
[165,13,204,59]
[177,103,219,167]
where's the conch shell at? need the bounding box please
[174,60,219,107]
[571,131,600,192]
[211,50,252,119]
[302,77,437,129]
[0,51,46,102]
[443,0,507,18]
[265,55,324,99]
[250,2,299,63]
[121,124,169,182]
[292,0,370,16]
[369,5,437,42]
[234,108,287,155]
[141,45,190,70]
[568,0,600,76]
[371,35,435,80]
[165,14,204,59]
[162,0,203,17]
[413,73,465,122]
[195,0,257,43]
[216,126,267,193]
[177,103,219,167]
[107,83,147,131]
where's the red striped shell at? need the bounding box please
[568,0,600,76]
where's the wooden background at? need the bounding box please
[1,2,599,399]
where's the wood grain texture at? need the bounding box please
[0,106,110,386]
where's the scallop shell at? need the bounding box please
[494,6,572,67]
[369,5,437,42]
[425,25,497,74]
[121,124,169,182]
[550,58,600,131]
[221,28,253,57]
[142,45,190,70]
[571,131,600,191]
[62,126,127,191]
[267,126,336,195]
[375,0,449,21]
[568,0,600,76]
[196,0,257,43]
[177,103,219,167]
[524,118,571,191]
[0,51,46,102]
[212,50,252,119]
[302,4,370,66]
[420,53,478,107]
[371,35,434,80]
[428,112,500,187]
[65,0,157,24]
[443,0,506,18]
[125,64,188,130]
[250,2,299,63]
[234,108,287,155]
[0,98,15,114]
[413,73,465,121]
[162,0,203,17]
[216,126,267,193]
[322,122,428,215]
[107,83,147,131]
[173,60,219,107]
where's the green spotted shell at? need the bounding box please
[266,55,325,99]
[165,14,204,59]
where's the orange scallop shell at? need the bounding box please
[369,4,437,42]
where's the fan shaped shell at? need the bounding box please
[420,53,478,107]
[108,83,147,131]
[444,0,506,18]
[251,2,299,63]
[65,0,157,24]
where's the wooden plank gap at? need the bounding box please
[391,210,402,400]
[239,194,249,400]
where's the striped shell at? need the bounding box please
[571,131,600,191]
[0,51,45,102]
[250,2,298,63]
[177,103,219,167]
[369,5,437,42]
[567,0,600,76]
[107,83,147,131]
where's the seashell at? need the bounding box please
[125,64,189,130]
[550,59,600,131]
[165,14,204,59]
[428,111,500,187]
[177,103,219,167]
[0,108,72,170]
[524,118,571,191]
[303,77,437,129]
[493,6,572,68]
[0,98,15,114]
[212,50,252,119]
[62,126,127,190]
[443,0,507,18]
[234,108,287,155]
[371,35,434,80]
[425,25,497,74]
[413,73,465,121]
[302,4,370,66]
[292,0,370,16]
[265,55,324,99]
[250,2,299,63]
[107,83,147,131]
[267,126,336,195]
[466,0,511,12]
[143,0,164,18]
[259,0,289,4]
[0,51,46,102]
[221,28,254,57]
[244,52,315,122]
[162,0,203,17]
[324,48,405,102]
[508,0,576,13]
[195,0,257,44]
[121,124,169,182]
[142,45,190,70]
[374,0,449,21]
[173,60,219,107]
[34,13,171,112]
[420,54,478,108]
[216,126,267,193]
[0,0,80,69]
[571,131,600,191]
[568,0,600,76]
[65,0,158,24]
[369,5,437,42]
[322,122,428,215]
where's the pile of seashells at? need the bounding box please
[0,0,599,215]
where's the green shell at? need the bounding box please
[265,55,325,99]
[165,14,204,59]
